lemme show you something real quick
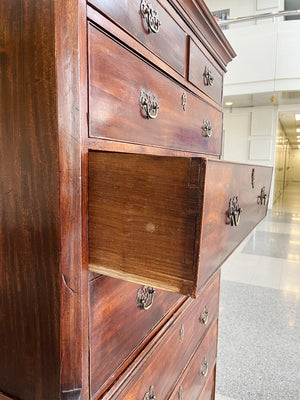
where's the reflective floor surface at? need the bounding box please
[215,182,300,400]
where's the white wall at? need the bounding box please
[206,0,284,19]
[206,1,300,96]
[223,21,300,96]
[223,105,278,206]
[223,105,277,166]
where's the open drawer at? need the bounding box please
[88,151,272,297]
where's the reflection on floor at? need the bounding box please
[215,182,300,400]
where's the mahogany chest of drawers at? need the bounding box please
[0,1,272,399]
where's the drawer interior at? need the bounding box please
[88,151,272,297]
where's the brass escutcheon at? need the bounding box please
[182,92,187,111]
[200,358,208,377]
[179,324,184,341]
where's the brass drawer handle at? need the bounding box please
[204,66,214,86]
[140,0,161,34]
[140,88,159,119]
[203,119,213,137]
[143,385,156,400]
[200,357,208,377]
[228,196,242,227]
[136,286,155,310]
[200,306,209,325]
[258,186,268,205]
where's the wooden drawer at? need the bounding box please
[169,335,217,400]
[88,23,222,155]
[88,151,272,297]
[104,279,219,400]
[89,275,182,397]
[196,160,273,289]
[198,369,215,400]
[88,0,187,76]
[189,38,223,105]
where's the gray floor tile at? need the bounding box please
[242,230,300,261]
[216,281,300,400]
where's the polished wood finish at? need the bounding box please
[88,24,222,155]
[105,280,219,400]
[0,0,88,399]
[0,1,60,398]
[88,152,272,296]
[88,0,187,75]
[198,160,273,289]
[189,38,223,105]
[172,0,236,69]
[0,0,251,399]
[169,329,217,400]
[198,369,216,400]
[89,276,183,397]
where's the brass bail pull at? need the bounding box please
[258,186,268,205]
[140,0,161,33]
[228,196,243,227]
[136,286,155,310]
[140,89,159,119]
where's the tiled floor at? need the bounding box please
[215,182,300,400]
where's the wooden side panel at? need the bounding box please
[88,0,187,75]
[55,0,88,398]
[89,276,182,397]
[0,1,60,399]
[198,161,273,291]
[88,152,202,296]
[88,24,222,156]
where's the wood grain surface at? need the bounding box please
[88,24,222,155]
[0,1,60,398]
[88,152,206,296]
[88,0,187,75]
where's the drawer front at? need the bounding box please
[197,161,273,290]
[189,39,223,105]
[90,275,182,396]
[88,24,222,155]
[88,0,186,76]
[169,331,217,400]
[198,369,215,400]
[109,275,219,399]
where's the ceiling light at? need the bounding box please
[225,102,233,106]
[298,136,300,138]
[296,114,300,121]
[297,129,300,133]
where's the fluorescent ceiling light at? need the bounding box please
[296,114,300,121]
[297,129,300,133]
[225,102,233,106]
